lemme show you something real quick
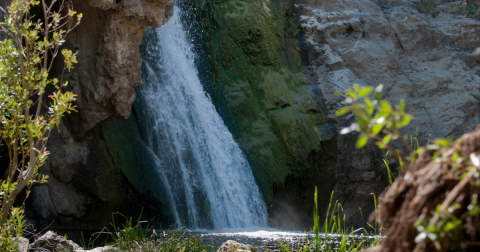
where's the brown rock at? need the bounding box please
[373,128,480,251]
[67,0,175,132]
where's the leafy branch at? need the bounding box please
[335,84,413,163]
[0,0,81,247]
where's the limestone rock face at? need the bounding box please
[297,0,480,225]
[25,0,176,232]
[68,0,175,133]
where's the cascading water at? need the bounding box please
[136,5,268,230]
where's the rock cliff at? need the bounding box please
[26,0,176,232]
[297,0,480,225]
[186,0,337,230]
[21,0,480,232]
[187,0,480,229]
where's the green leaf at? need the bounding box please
[334,90,343,97]
[444,220,461,232]
[379,100,392,113]
[371,123,384,136]
[357,86,374,98]
[353,83,361,92]
[356,134,369,148]
[436,138,451,148]
[346,89,355,98]
[376,141,386,149]
[399,114,412,127]
[335,106,352,116]
[364,97,374,115]
[382,134,392,145]
[399,99,406,112]
[451,152,459,162]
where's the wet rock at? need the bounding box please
[315,124,336,141]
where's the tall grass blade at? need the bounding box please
[384,159,393,186]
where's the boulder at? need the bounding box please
[217,240,252,252]
[14,237,29,252]
[372,127,480,251]
[30,231,81,251]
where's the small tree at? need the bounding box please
[0,0,81,246]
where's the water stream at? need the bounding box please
[136,6,268,230]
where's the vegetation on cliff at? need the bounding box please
[185,0,334,219]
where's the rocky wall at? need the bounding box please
[297,0,480,225]
[187,0,480,229]
[186,0,337,230]
[19,0,480,233]
[25,0,177,232]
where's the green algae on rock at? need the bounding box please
[187,0,332,209]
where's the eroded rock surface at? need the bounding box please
[297,0,480,225]
[69,0,175,132]
[26,0,176,232]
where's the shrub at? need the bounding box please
[0,0,81,248]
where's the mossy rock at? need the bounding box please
[186,0,331,204]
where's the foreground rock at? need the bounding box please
[30,231,81,251]
[370,127,480,251]
[217,240,253,252]
[75,245,117,252]
[24,231,117,252]
[14,237,29,252]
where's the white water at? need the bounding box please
[137,6,268,230]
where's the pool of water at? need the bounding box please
[196,229,379,251]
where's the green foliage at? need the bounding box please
[466,1,478,17]
[421,0,436,13]
[336,83,413,162]
[0,0,81,244]
[278,188,379,252]
[109,213,153,248]
[0,207,25,251]
[96,213,214,252]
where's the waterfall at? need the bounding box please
[136,6,268,230]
